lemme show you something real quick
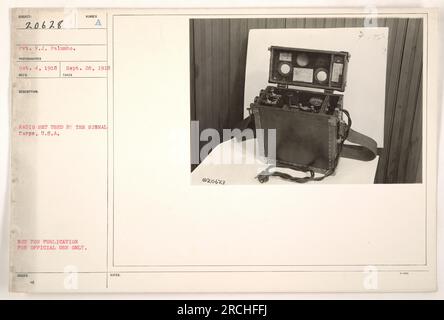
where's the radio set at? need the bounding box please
[238,46,378,183]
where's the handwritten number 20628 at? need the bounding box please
[25,20,63,29]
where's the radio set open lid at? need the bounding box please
[268,46,350,92]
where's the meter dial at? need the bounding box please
[315,68,328,83]
[296,53,309,67]
[278,62,291,76]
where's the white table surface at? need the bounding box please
[192,138,379,185]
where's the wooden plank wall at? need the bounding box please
[190,18,423,183]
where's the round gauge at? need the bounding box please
[315,68,328,83]
[278,62,291,75]
[296,53,309,67]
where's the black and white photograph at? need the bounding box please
[2,5,439,296]
[190,17,423,184]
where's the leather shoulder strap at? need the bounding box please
[233,115,256,141]
[340,128,378,161]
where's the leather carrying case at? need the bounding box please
[241,46,378,183]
